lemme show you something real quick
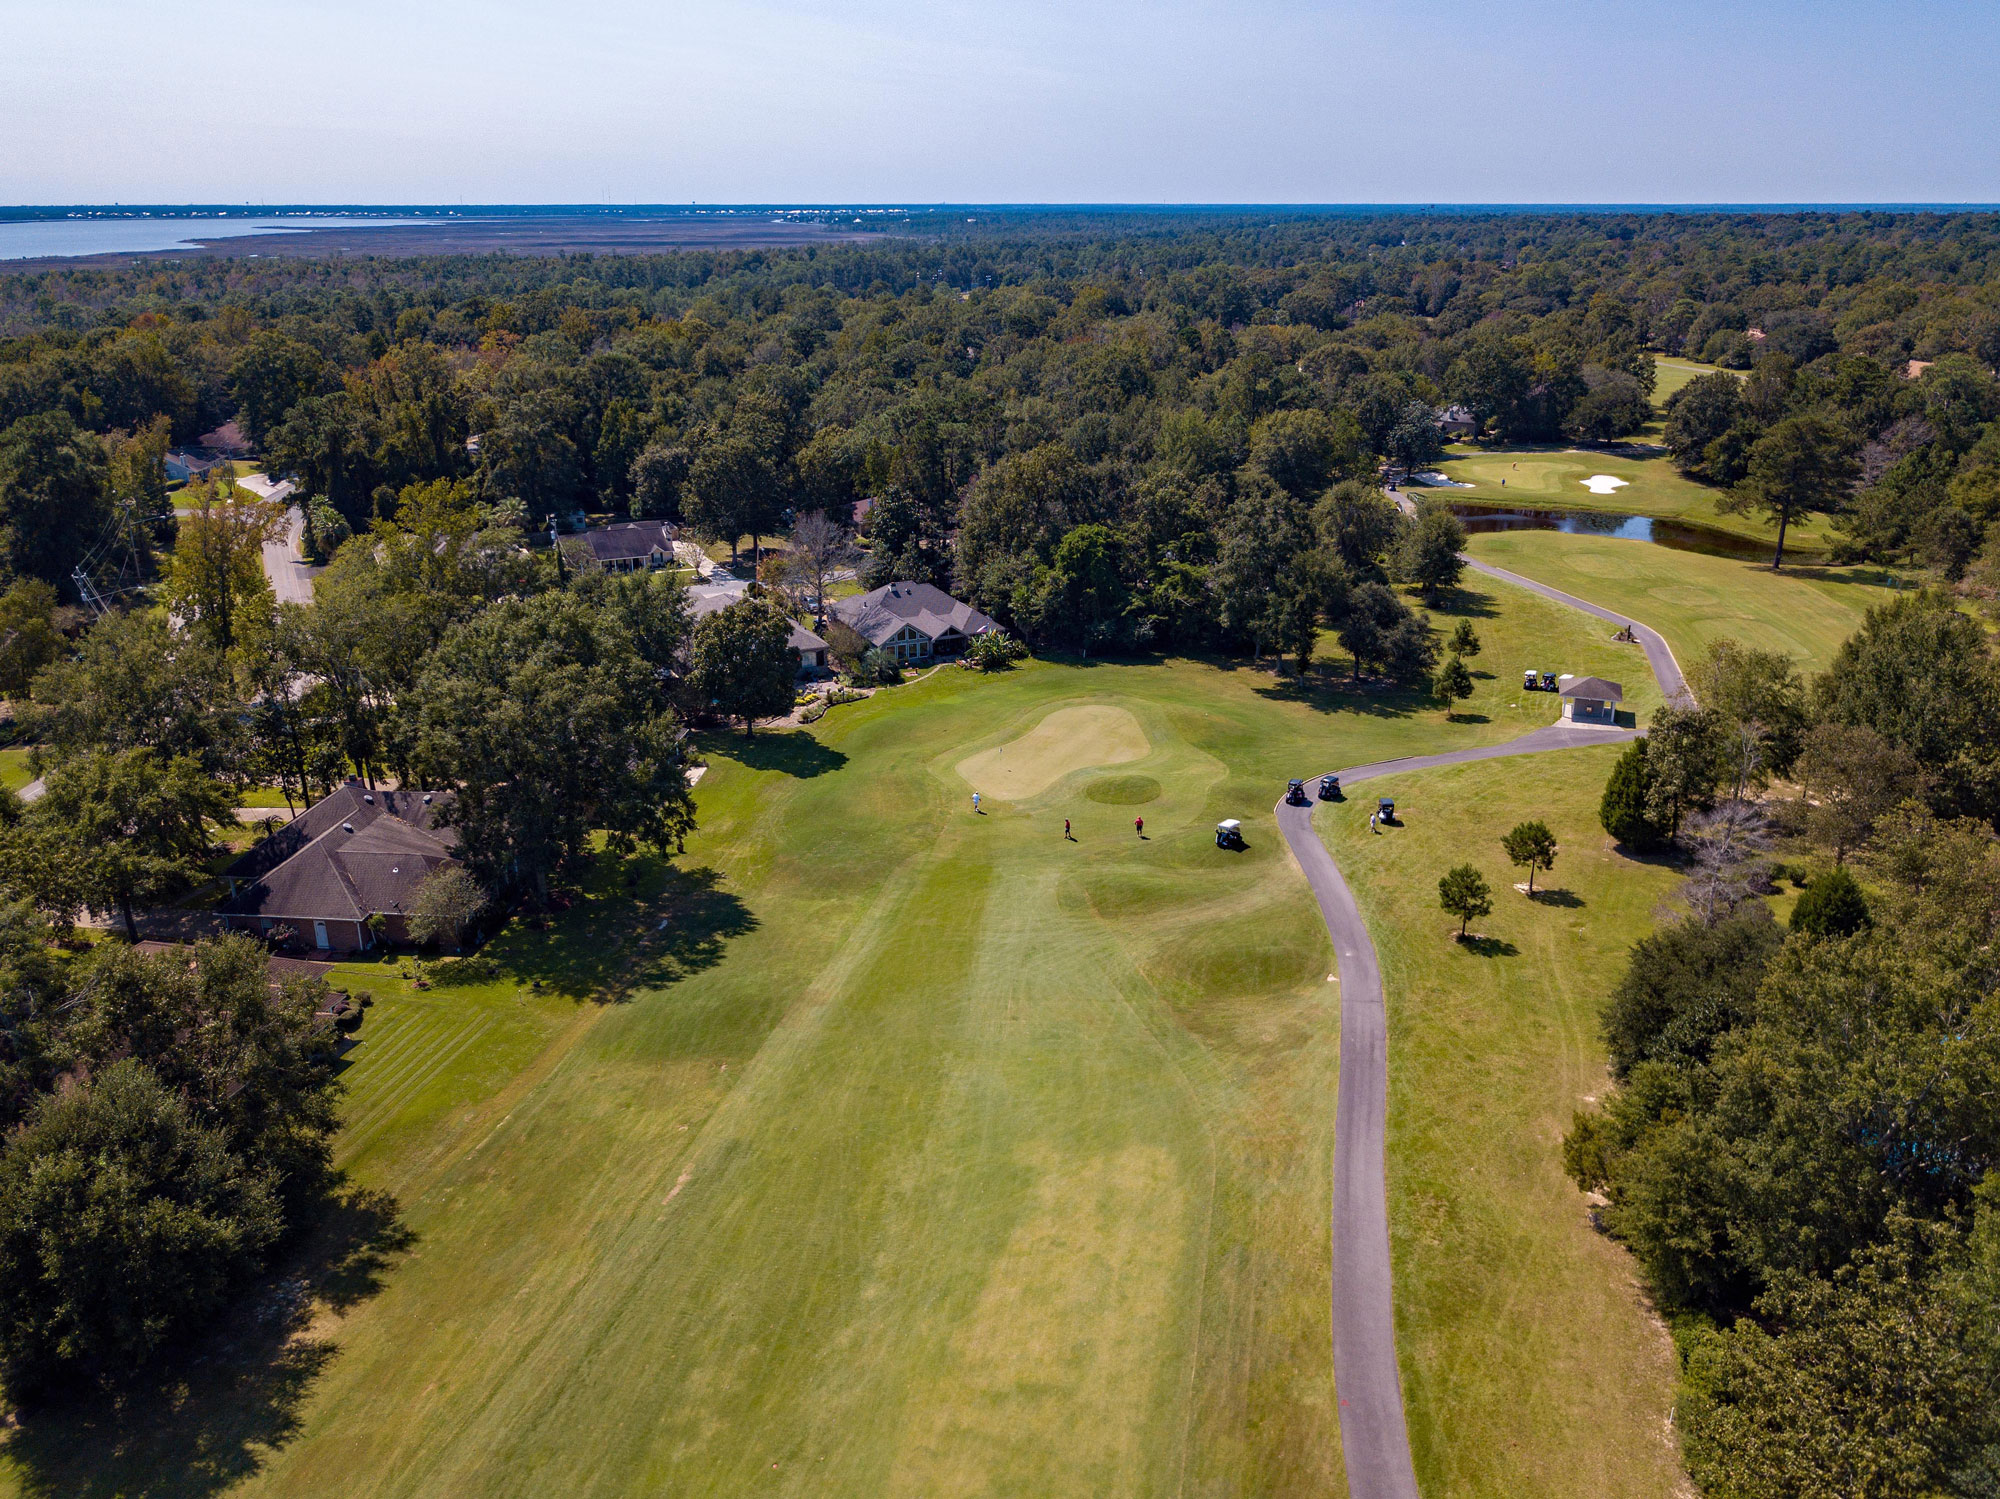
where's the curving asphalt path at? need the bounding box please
[1276,553,1688,1499]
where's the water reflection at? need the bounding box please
[1449,504,1774,560]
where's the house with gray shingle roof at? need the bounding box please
[829,581,998,665]
[575,520,679,573]
[220,782,459,953]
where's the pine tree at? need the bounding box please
[1432,654,1474,715]
[1600,740,1665,851]
[1438,863,1492,939]
[1789,865,1870,938]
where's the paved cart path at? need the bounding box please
[1277,556,1687,1499]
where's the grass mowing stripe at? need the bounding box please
[339,1014,456,1114]
[340,1020,491,1151]
[334,1017,471,1142]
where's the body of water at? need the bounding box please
[1448,502,1777,559]
[0,217,431,261]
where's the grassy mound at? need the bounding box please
[1083,773,1162,804]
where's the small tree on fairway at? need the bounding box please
[688,595,797,735]
[408,865,486,949]
[1448,619,1481,658]
[1432,654,1474,715]
[1501,820,1558,893]
[1600,740,1666,852]
[1438,863,1492,939]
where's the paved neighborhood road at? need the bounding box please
[1277,559,1685,1499]
[263,506,319,606]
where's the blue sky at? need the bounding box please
[2,0,1996,204]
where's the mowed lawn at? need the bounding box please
[1649,355,1735,407]
[1467,530,1904,675]
[0,573,1687,1499]
[1324,749,1685,1499]
[0,749,34,795]
[1431,444,1841,554]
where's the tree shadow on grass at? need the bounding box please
[3,1187,411,1499]
[1456,934,1520,958]
[1425,584,1500,619]
[1252,672,1429,720]
[1529,887,1585,908]
[488,862,758,1003]
[700,729,847,779]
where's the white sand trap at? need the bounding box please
[1580,474,1630,495]
[956,705,1150,800]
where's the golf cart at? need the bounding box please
[1319,773,1341,800]
[1377,795,1396,824]
[1216,819,1245,849]
[1286,779,1310,806]
[1540,671,1559,692]
[1523,668,1540,692]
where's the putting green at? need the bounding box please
[955,703,1151,800]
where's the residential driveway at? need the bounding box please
[264,505,320,606]
[1275,562,1686,1499]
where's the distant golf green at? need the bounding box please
[1468,529,1903,675]
[1431,444,1839,554]
[1650,354,1735,407]
[8,574,1686,1499]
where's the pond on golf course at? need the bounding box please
[1446,502,1778,560]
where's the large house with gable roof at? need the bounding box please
[219,781,460,953]
[829,581,1000,665]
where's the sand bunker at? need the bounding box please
[956,705,1150,800]
[1580,474,1630,495]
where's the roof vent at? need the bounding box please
[342,823,354,834]
[363,793,375,804]
[423,793,433,804]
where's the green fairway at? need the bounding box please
[0,568,1694,1499]
[1466,530,1902,675]
[0,749,33,795]
[1650,355,1735,407]
[1429,445,1839,554]
[1323,749,1684,1499]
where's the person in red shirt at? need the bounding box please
[1134,816,1144,837]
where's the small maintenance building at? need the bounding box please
[1559,676,1623,725]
